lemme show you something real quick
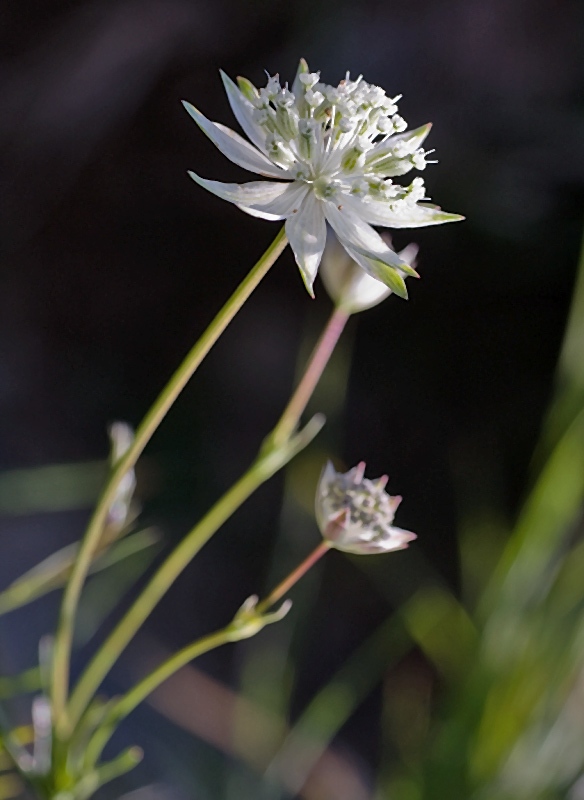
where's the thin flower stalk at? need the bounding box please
[51,226,287,734]
[64,414,323,734]
[65,299,351,733]
[82,547,329,768]
[81,460,412,773]
[257,540,331,613]
[81,628,238,771]
[268,306,350,448]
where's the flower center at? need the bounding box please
[311,176,339,200]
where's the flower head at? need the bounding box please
[320,233,419,314]
[315,461,416,554]
[183,59,463,297]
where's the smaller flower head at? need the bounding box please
[315,461,416,554]
[320,234,419,313]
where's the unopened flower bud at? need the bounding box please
[319,236,419,314]
[315,461,416,555]
[228,595,292,642]
[106,421,137,530]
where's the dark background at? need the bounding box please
[0,1,583,797]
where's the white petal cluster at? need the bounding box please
[184,59,463,297]
[315,461,416,555]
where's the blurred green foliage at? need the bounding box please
[222,235,584,800]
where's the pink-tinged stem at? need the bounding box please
[270,307,350,447]
[258,540,331,613]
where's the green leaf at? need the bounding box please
[0,528,159,616]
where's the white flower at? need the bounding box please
[183,59,463,297]
[315,461,416,555]
[320,234,419,314]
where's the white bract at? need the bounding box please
[320,234,419,314]
[107,421,136,531]
[315,461,416,555]
[183,59,463,297]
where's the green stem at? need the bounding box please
[65,298,348,735]
[75,746,143,800]
[50,227,287,731]
[64,416,323,735]
[82,627,233,769]
[83,543,331,769]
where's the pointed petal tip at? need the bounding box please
[397,262,420,279]
[219,69,237,88]
[432,207,465,222]
[182,100,202,123]
[322,460,337,481]
[298,269,316,299]
[299,271,316,298]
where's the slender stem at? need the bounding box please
[65,300,348,734]
[269,307,350,447]
[83,627,232,769]
[257,541,331,614]
[50,227,287,731]
[65,466,265,734]
[64,417,322,735]
[83,542,331,768]
[74,746,143,800]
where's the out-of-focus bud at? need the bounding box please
[319,235,419,313]
[106,422,137,532]
[315,460,416,554]
[227,594,292,642]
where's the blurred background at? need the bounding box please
[1,1,583,798]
